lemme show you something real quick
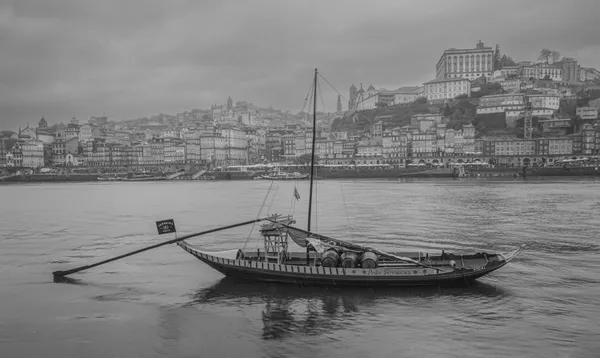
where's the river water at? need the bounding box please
[1,178,599,358]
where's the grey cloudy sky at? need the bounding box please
[1,0,599,130]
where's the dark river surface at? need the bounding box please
[1,178,600,358]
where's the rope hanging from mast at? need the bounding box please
[242,180,275,251]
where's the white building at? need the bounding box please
[436,40,494,81]
[520,63,563,81]
[423,78,471,102]
[79,124,93,142]
[576,107,599,120]
[528,94,560,111]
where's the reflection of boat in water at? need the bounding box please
[178,69,525,288]
[191,277,510,340]
[192,276,510,303]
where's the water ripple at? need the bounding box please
[0,179,599,358]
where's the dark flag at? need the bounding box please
[156,219,176,235]
[294,187,300,201]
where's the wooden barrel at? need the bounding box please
[340,252,359,268]
[361,251,378,269]
[321,249,340,267]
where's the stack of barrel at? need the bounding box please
[320,248,379,269]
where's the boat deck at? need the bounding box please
[231,248,499,270]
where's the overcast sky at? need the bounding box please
[1,0,599,130]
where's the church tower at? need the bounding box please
[349,84,357,110]
[227,96,233,109]
[38,116,48,129]
[337,95,343,113]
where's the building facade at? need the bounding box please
[424,78,471,102]
[436,40,494,81]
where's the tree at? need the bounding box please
[375,101,388,108]
[443,103,452,117]
[494,44,502,70]
[415,97,427,104]
[500,55,517,67]
[538,48,561,64]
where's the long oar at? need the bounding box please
[267,220,442,272]
[52,217,268,280]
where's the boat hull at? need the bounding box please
[178,241,524,287]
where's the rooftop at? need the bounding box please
[424,77,470,84]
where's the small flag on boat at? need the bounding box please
[293,187,300,200]
[156,219,176,235]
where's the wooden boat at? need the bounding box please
[177,69,525,287]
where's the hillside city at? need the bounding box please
[1,41,600,171]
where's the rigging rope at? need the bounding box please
[242,180,275,251]
[317,72,374,131]
[339,183,354,231]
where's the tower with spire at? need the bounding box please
[227,96,233,110]
[349,84,357,110]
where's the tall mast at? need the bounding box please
[306,68,318,265]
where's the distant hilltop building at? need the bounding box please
[38,116,48,129]
[436,40,494,81]
[348,83,423,110]
[348,83,378,110]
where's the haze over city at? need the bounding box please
[1,0,600,130]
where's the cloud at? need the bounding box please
[0,0,599,130]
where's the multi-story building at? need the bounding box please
[52,137,78,166]
[491,139,536,156]
[497,79,521,93]
[108,144,127,166]
[0,138,6,167]
[355,138,383,164]
[539,118,571,136]
[528,94,560,111]
[547,138,573,155]
[186,138,201,163]
[411,131,437,157]
[148,137,165,165]
[581,124,597,155]
[436,40,494,81]
[282,134,295,160]
[21,139,44,168]
[126,145,143,165]
[462,124,476,154]
[354,84,380,110]
[520,63,563,81]
[219,125,248,165]
[382,130,408,165]
[79,124,93,142]
[164,139,186,164]
[293,135,306,158]
[576,107,598,120]
[315,139,335,161]
[411,114,443,129]
[65,124,80,140]
[477,94,526,115]
[559,58,580,83]
[3,140,22,167]
[423,78,471,102]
